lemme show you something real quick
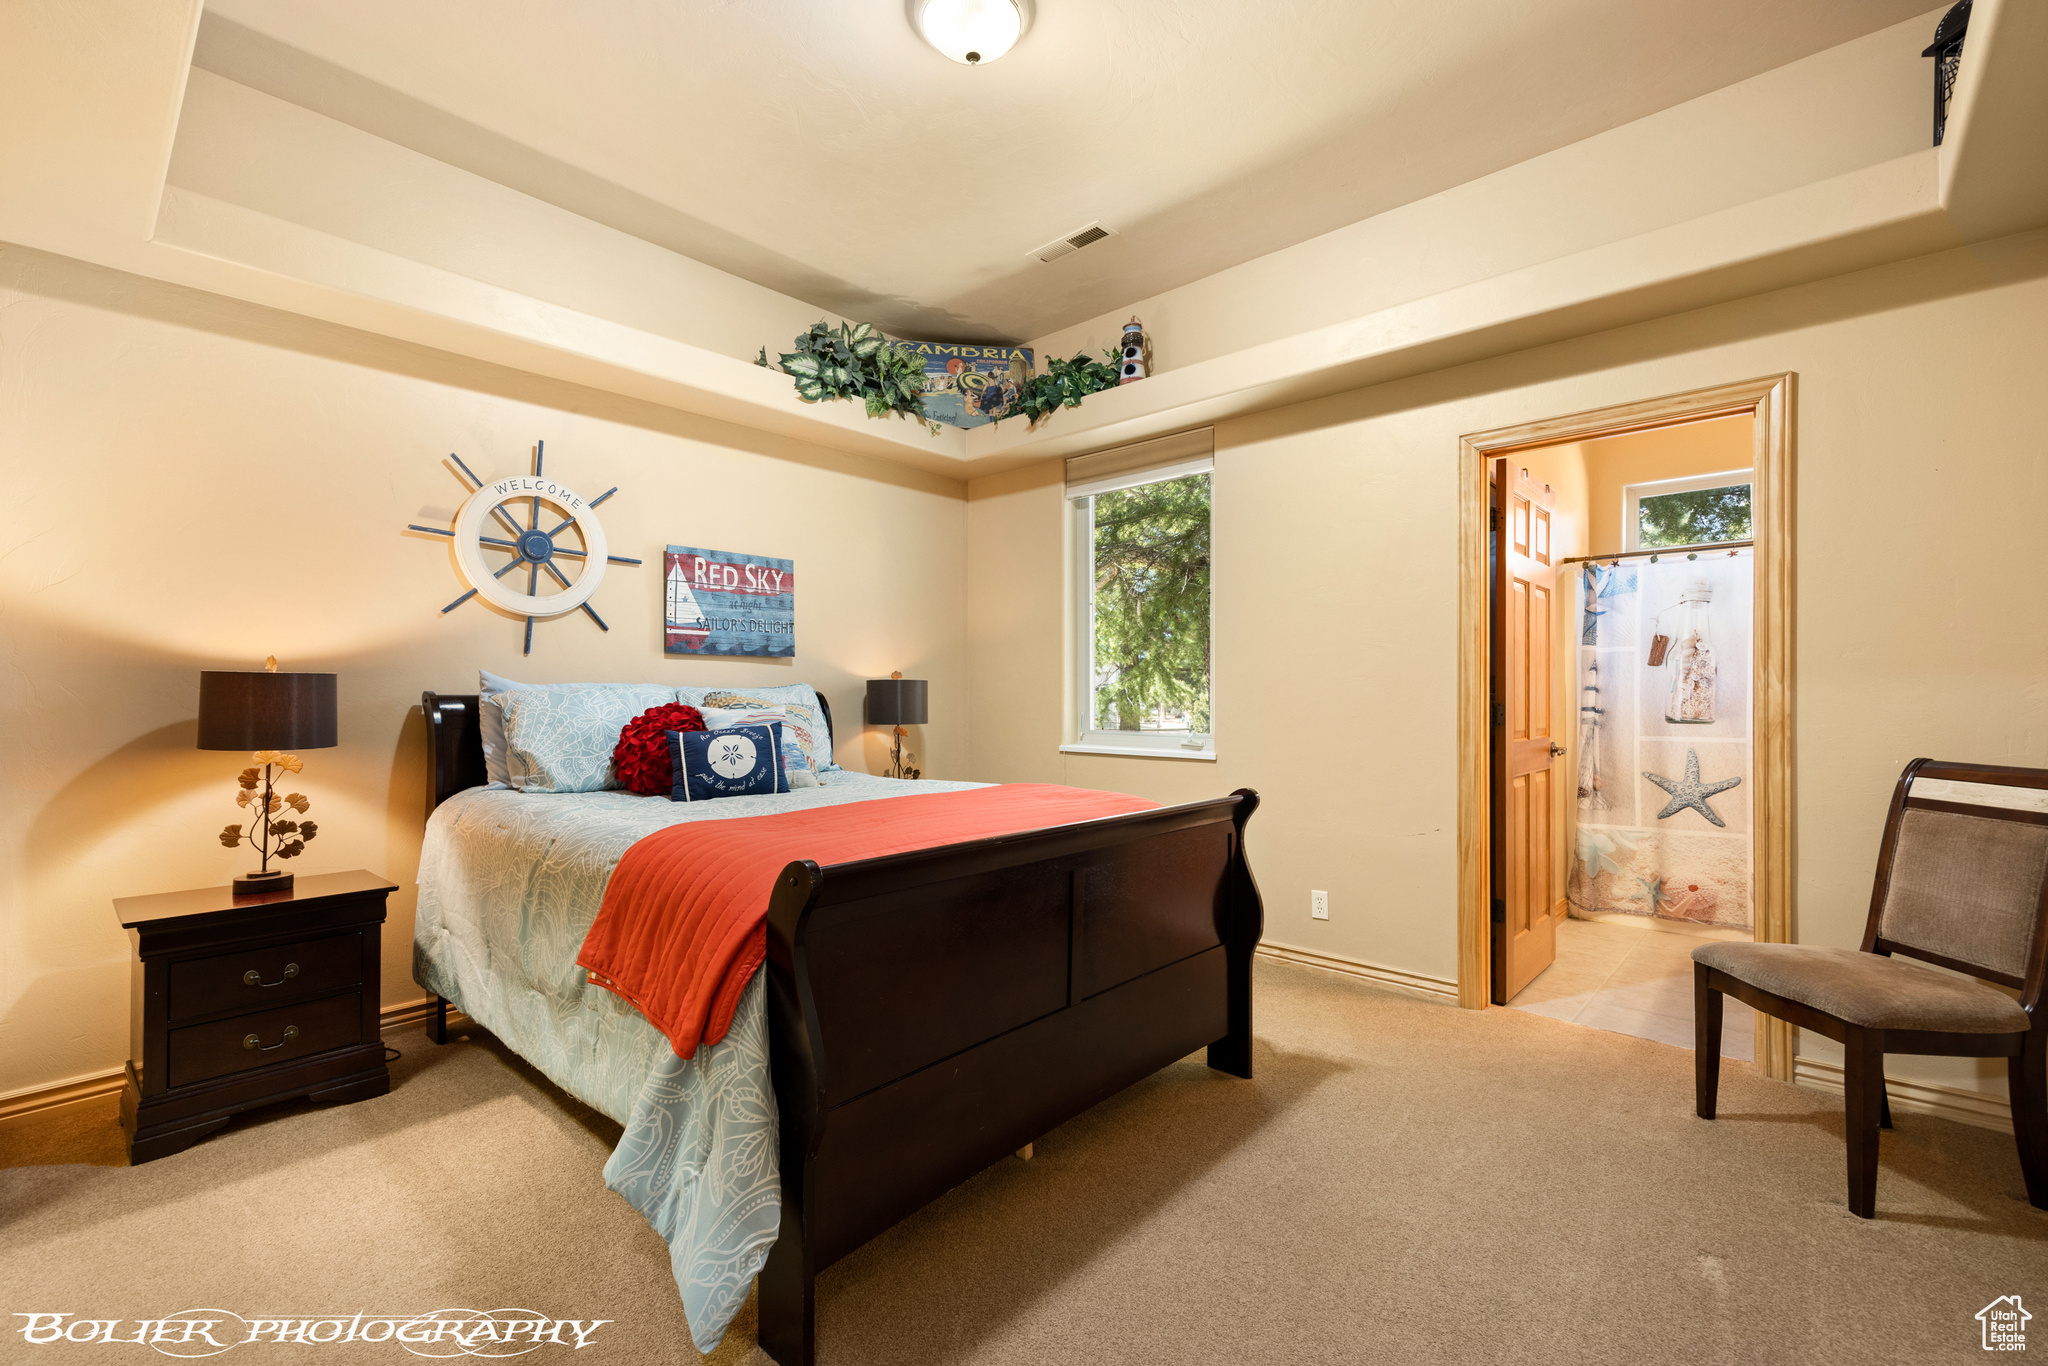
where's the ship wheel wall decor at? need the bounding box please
[406,440,643,653]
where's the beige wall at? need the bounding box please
[970,228,2048,1099]
[10,227,2048,1108]
[0,246,968,1099]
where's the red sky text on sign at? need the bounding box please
[683,554,794,597]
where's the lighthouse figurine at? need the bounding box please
[1118,316,1149,384]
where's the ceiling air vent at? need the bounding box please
[1029,221,1117,264]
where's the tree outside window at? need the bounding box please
[1636,482,1752,549]
[1084,471,1211,735]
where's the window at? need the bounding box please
[1067,452,1214,758]
[1624,469,1753,551]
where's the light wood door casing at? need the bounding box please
[1491,461,1562,1003]
[1457,374,1794,1081]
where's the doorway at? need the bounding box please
[1458,376,1794,1079]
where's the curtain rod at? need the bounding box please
[1559,538,1752,567]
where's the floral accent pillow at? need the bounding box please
[493,685,674,793]
[678,684,838,771]
[612,702,707,796]
[698,706,821,787]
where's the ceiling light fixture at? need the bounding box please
[917,0,1022,66]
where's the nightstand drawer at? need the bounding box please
[167,932,362,1023]
[166,993,364,1089]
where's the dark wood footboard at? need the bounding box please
[758,789,1262,1366]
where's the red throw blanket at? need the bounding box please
[577,784,1159,1058]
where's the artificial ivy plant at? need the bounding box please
[999,349,1123,428]
[758,322,936,431]
[760,322,1130,432]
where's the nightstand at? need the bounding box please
[116,869,396,1164]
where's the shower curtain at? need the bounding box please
[1569,551,1753,929]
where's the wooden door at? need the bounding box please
[1491,461,1562,1003]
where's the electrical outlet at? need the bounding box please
[1311,890,1329,920]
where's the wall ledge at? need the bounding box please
[25,147,1959,484]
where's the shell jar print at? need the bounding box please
[1662,577,1720,723]
[1568,554,1754,930]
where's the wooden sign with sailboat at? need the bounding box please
[664,544,796,657]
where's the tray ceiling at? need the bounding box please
[197,0,1936,344]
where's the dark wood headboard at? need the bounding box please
[421,688,835,814]
[421,692,486,815]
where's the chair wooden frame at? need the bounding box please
[1694,758,2048,1218]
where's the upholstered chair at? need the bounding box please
[1691,758,2048,1218]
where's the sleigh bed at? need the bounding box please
[412,688,1263,1366]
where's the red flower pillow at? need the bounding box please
[613,702,706,795]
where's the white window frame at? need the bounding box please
[1063,456,1217,760]
[1622,467,1755,552]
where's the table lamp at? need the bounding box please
[864,672,928,780]
[199,658,338,894]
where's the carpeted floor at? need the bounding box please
[3,960,2042,1364]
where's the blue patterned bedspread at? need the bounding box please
[413,772,985,1350]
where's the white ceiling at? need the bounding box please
[196,0,1936,345]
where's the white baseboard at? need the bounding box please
[380,995,472,1033]
[0,1067,127,1124]
[0,998,472,1126]
[1793,1055,2013,1134]
[1255,942,1459,1003]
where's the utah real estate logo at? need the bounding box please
[1978,1295,2030,1352]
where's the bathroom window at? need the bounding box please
[1067,457,1214,758]
[1624,470,1753,551]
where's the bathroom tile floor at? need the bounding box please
[1508,915,1755,1059]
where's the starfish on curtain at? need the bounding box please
[1644,747,1742,827]
[1633,875,1673,915]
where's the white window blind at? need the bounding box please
[1064,428,1214,498]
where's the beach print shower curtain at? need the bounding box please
[1570,551,1753,929]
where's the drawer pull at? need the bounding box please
[242,1025,300,1051]
[243,963,300,988]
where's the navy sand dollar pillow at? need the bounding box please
[668,723,789,802]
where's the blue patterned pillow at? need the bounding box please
[493,685,674,793]
[669,723,788,801]
[479,672,675,787]
[676,684,838,772]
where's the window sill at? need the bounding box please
[1059,743,1218,761]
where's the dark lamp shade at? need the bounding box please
[864,678,929,727]
[197,671,339,751]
